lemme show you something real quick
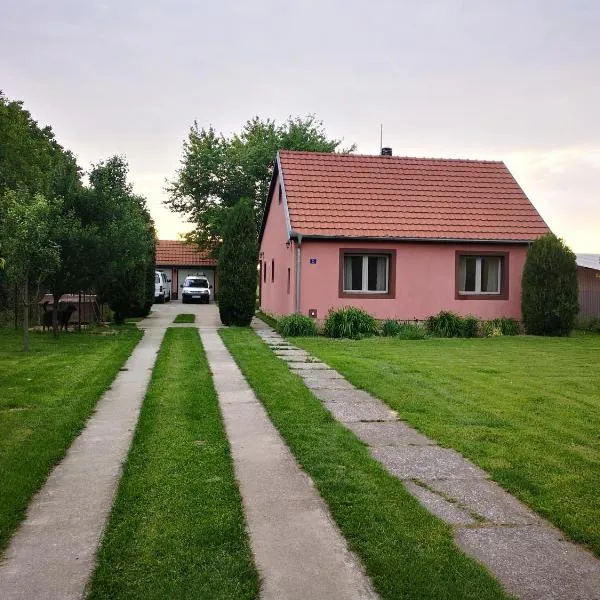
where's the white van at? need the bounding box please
[181,274,211,304]
[154,271,171,303]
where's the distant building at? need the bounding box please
[156,240,217,300]
[576,254,600,321]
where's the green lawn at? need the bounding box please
[293,332,600,556]
[0,327,142,554]
[173,313,195,323]
[87,328,259,600]
[221,328,510,600]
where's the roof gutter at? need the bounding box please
[288,234,534,245]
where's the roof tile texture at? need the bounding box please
[279,151,550,241]
[156,240,216,266]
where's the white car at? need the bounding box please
[181,275,211,304]
[154,271,171,303]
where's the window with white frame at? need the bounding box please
[343,254,389,293]
[459,255,502,295]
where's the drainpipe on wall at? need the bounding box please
[295,235,302,314]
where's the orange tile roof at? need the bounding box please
[156,240,217,266]
[278,151,550,241]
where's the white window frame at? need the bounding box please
[459,256,502,295]
[343,254,389,294]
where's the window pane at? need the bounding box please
[367,256,387,291]
[481,257,500,293]
[344,256,363,291]
[461,257,477,291]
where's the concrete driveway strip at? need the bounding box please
[0,307,173,600]
[200,329,377,600]
[254,324,600,600]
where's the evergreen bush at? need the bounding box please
[218,199,258,326]
[277,314,318,337]
[323,306,378,339]
[521,234,579,336]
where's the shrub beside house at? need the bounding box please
[259,150,550,322]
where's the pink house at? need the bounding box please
[259,150,550,322]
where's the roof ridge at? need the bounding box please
[278,149,504,165]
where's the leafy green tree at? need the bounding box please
[521,234,579,336]
[0,92,78,199]
[166,115,353,249]
[2,191,61,350]
[87,157,156,323]
[218,199,258,326]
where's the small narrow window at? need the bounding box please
[278,186,282,204]
[287,268,291,294]
[263,261,267,283]
[271,259,275,283]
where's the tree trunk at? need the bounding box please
[52,294,60,337]
[23,277,29,352]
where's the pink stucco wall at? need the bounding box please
[296,240,528,321]
[259,175,296,316]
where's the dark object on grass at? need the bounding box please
[42,301,77,332]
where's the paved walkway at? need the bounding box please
[199,318,377,599]
[254,323,600,600]
[0,304,180,600]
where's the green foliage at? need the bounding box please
[277,314,318,337]
[87,157,156,324]
[461,315,481,338]
[521,234,579,336]
[166,115,354,249]
[396,323,427,340]
[0,92,80,199]
[218,199,258,326]
[381,319,402,337]
[425,311,464,338]
[323,306,378,339]
[0,94,155,333]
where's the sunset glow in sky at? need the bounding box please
[2,1,598,251]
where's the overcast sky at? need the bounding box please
[2,0,598,251]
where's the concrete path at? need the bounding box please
[199,315,377,600]
[0,302,189,600]
[254,323,600,600]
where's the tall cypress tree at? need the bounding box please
[521,234,579,335]
[218,199,258,326]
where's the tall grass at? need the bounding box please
[323,307,378,339]
[278,314,318,337]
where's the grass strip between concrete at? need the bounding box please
[173,313,195,323]
[0,327,142,555]
[87,327,259,600]
[220,327,511,600]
